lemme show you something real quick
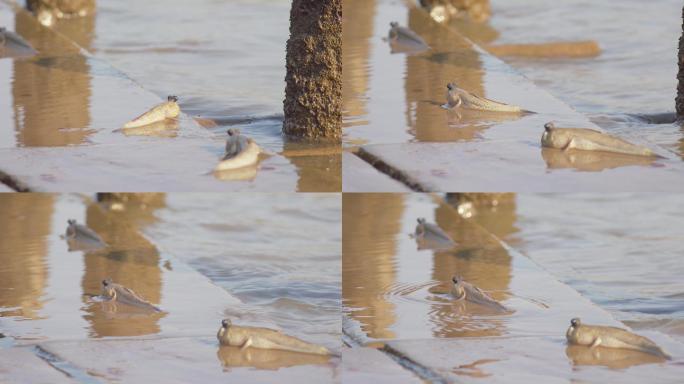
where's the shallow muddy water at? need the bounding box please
[0,193,340,375]
[503,194,684,344]
[488,0,684,157]
[342,193,683,377]
[0,0,340,191]
[343,0,684,159]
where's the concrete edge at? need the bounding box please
[355,147,428,192]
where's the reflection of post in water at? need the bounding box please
[419,0,491,24]
[81,197,165,337]
[405,7,487,142]
[342,194,404,340]
[341,0,376,128]
[26,0,96,29]
[282,141,342,192]
[0,194,55,319]
[444,193,516,239]
[429,196,513,338]
[12,8,94,146]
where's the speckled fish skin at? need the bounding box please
[542,122,656,157]
[123,95,180,129]
[566,318,671,359]
[215,128,261,171]
[217,319,331,356]
[450,276,508,311]
[66,219,105,245]
[101,279,162,312]
[446,83,528,113]
[388,22,428,47]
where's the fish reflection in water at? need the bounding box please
[64,219,107,252]
[413,217,456,251]
[118,120,179,138]
[216,346,332,371]
[541,147,659,172]
[386,22,430,54]
[565,345,667,369]
[213,164,259,182]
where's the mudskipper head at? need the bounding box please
[446,82,456,91]
[451,275,465,299]
[566,317,582,342]
[390,21,398,28]
[101,278,115,299]
[415,218,427,237]
[217,318,232,341]
[167,95,178,103]
[541,122,557,147]
[544,122,556,132]
[65,219,77,238]
[226,128,241,137]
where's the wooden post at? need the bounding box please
[677,6,684,118]
[283,0,342,140]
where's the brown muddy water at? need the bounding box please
[0,0,340,191]
[343,0,684,159]
[0,193,340,378]
[343,193,684,379]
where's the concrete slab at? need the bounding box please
[341,347,422,384]
[385,336,684,384]
[0,140,298,192]
[342,152,410,192]
[0,347,75,384]
[357,142,684,192]
[39,337,339,384]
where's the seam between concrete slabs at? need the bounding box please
[355,148,429,192]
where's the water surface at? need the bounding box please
[0,0,340,191]
[342,0,684,160]
[0,193,340,376]
[342,193,683,380]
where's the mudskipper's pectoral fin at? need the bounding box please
[562,137,578,151]
[590,337,602,349]
[564,136,615,153]
[563,137,596,151]
[240,337,253,351]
